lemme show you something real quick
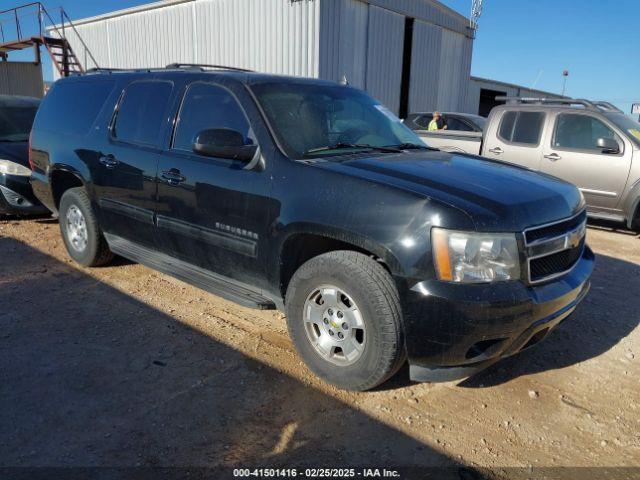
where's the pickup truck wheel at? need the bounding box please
[285,251,405,391]
[59,187,113,267]
[632,207,640,232]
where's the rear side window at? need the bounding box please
[35,81,114,135]
[112,81,173,146]
[173,83,253,151]
[498,111,545,145]
[446,117,474,132]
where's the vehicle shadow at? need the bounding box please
[0,238,474,478]
[1,212,52,222]
[586,218,639,238]
[459,253,640,388]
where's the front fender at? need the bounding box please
[275,222,405,276]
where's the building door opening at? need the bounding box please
[478,88,506,117]
[398,17,414,120]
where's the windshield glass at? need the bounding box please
[0,105,39,142]
[251,82,425,159]
[605,113,640,147]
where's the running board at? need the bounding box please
[104,233,276,310]
[587,211,626,224]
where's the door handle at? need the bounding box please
[99,155,119,169]
[161,169,186,186]
[488,147,503,154]
[544,153,562,161]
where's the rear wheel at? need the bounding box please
[285,251,405,391]
[59,187,113,267]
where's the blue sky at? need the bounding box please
[441,0,639,114]
[6,0,639,114]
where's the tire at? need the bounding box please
[632,207,640,232]
[285,251,406,391]
[59,187,113,267]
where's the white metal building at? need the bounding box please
[468,76,566,116]
[52,0,474,116]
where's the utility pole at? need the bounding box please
[561,70,569,96]
[470,0,484,31]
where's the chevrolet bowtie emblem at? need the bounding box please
[567,226,584,249]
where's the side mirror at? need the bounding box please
[193,128,258,162]
[596,137,620,154]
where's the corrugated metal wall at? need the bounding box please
[366,0,469,36]
[435,28,472,111]
[364,5,405,114]
[55,0,473,116]
[0,62,44,98]
[54,0,320,79]
[408,20,442,113]
[318,0,368,88]
[318,0,472,115]
[466,77,565,114]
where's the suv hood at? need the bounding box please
[316,150,584,231]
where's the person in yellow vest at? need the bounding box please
[428,111,448,131]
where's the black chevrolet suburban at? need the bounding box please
[30,66,594,390]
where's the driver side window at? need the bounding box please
[172,83,254,152]
[553,114,618,152]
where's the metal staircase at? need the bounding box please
[0,2,98,77]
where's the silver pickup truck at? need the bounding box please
[413,98,640,230]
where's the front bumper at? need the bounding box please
[0,174,49,216]
[402,245,595,383]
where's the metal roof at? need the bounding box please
[471,75,566,99]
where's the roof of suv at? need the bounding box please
[68,67,344,89]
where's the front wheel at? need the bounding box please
[59,187,113,267]
[285,251,405,391]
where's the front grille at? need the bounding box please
[524,210,587,284]
[529,239,585,282]
[525,210,587,244]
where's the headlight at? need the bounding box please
[0,159,31,177]
[432,228,520,283]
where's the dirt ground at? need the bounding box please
[1,215,639,477]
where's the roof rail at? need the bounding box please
[84,67,128,74]
[494,96,597,109]
[165,63,254,73]
[593,101,624,113]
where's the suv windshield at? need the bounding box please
[251,82,425,159]
[606,113,640,147]
[0,104,39,142]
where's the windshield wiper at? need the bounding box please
[304,143,402,156]
[387,143,439,151]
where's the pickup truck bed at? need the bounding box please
[416,130,482,155]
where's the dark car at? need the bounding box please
[0,95,48,216]
[30,67,593,391]
[405,111,487,132]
